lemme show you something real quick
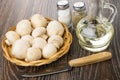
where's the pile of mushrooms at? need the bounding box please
[5,14,64,62]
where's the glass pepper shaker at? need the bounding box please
[57,0,71,28]
[72,1,87,29]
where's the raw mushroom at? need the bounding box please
[21,35,34,44]
[16,20,32,36]
[42,43,57,58]
[32,37,47,49]
[48,35,63,49]
[25,47,42,62]
[32,27,46,38]
[47,20,64,36]
[5,31,20,45]
[11,39,30,59]
[31,14,48,28]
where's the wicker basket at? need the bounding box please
[1,18,72,66]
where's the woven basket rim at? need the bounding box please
[1,17,72,66]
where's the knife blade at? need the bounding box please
[22,63,72,77]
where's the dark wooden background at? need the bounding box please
[0,0,120,80]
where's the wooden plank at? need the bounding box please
[0,0,119,80]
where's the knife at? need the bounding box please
[22,52,112,77]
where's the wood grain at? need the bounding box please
[0,0,120,80]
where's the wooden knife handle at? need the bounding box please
[69,52,112,67]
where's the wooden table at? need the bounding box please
[0,0,120,80]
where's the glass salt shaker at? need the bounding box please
[57,0,71,28]
[72,1,86,29]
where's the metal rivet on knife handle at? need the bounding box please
[68,52,112,67]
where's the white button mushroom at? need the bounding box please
[16,20,32,36]
[47,20,64,36]
[31,14,48,28]
[5,31,20,45]
[42,43,57,58]
[48,35,63,49]
[11,39,30,59]
[32,37,47,49]
[25,47,42,62]
[32,27,46,38]
[21,35,34,44]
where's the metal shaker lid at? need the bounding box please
[73,1,86,11]
[57,0,69,10]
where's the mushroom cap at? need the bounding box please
[11,39,30,59]
[42,43,57,58]
[21,35,34,44]
[25,47,42,62]
[32,37,47,49]
[32,27,46,38]
[31,14,47,28]
[47,20,64,36]
[5,31,20,45]
[48,35,63,49]
[16,20,32,36]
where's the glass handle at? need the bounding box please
[103,3,117,23]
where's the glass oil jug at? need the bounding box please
[76,0,117,52]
